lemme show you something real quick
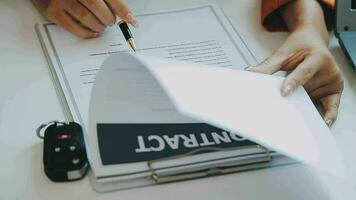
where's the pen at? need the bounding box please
[118,21,137,52]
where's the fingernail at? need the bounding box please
[325,118,333,127]
[281,84,292,96]
[126,13,138,27]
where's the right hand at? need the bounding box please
[31,0,137,38]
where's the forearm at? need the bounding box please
[281,0,329,45]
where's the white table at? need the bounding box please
[1,0,356,199]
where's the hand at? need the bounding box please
[31,0,137,38]
[247,27,344,127]
[247,0,344,127]
[248,0,344,126]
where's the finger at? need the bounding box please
[303,71,329,93]
[105,0,138,26]
[281,57,320,96]
[79,0,116,26]
[246,50,290,74]
[50,11,98,38]
[304,70,340,95]
[281,49,307,71]
[308,81,343,100]
[60,0,105,33]
[320,93,342,127]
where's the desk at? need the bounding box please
[1,0,356,199]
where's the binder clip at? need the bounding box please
[146,145,272,184]
[36,121,89,182]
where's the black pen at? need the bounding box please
[118,21,136,52]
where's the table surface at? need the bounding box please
[1,0,356,199]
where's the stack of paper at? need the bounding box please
[87,53,294,192]
[87,53,344,192]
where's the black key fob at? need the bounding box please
[37,121,88,182]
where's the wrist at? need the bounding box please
[293,24,330,46]
[282,0,329,45]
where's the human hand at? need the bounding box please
[31,0,137,38]
[246,27,344,127]
[247,0,344,127]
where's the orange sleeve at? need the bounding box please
[261,0,335,32]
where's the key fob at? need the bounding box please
[38,121,88,182]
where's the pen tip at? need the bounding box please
[127,38,137,53]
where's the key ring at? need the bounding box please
[36,121,65,139]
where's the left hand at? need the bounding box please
[246,27,344,127]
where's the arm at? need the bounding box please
[282,0,329,43]
[248,0,344,126]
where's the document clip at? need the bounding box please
[146,145,272,184]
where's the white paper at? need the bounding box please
[38,5,260,178]
[129,54,345,178]
[91,53,345,178]
[37,3,345,179]
[40,5,256,128]
[89,51,270,178]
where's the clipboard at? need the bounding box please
[146,146,272,183]
[34,4,296,193]
[88,143,293,192]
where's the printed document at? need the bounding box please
[36,5,256,128]
[36,5,265,182]
[36,4,345,185]
[91,53,345,178]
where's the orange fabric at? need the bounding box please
[261,0,335,31]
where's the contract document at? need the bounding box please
[91,53,345,182]
[36,5,256,128]
[35,4,344,192]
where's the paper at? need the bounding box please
[40,5,256,127]
[89,52,268,178]
[37,5,259,178]
[92,53,345,178]
[141,55,346,177]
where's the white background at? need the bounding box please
[1,0,356,199]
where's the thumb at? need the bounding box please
[320,93,341,127]
[245,50,290,74]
